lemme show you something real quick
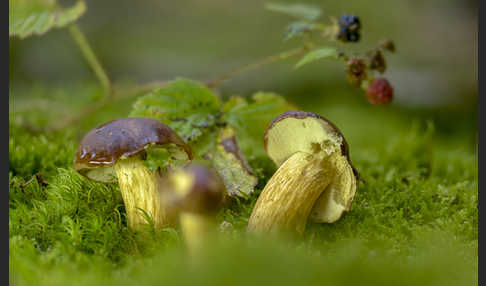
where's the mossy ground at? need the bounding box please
[9,83,478,286]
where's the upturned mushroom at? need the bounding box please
[247,111,358,235]
[73,117,193,230]
[162,163,225,254]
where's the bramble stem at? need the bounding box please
[47,46,309,133]
[69,24,113,98]
[205,47,309,87]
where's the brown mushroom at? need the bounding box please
[247,111,358,235]
[73,117,192,230]
[162,163,225,254]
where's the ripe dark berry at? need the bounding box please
[368,50,386,73]
[337,14,361,42]
[366,78,394,104]
[346,58,367,85]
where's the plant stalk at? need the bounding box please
[205,47,308,87]
[69,24,112,98]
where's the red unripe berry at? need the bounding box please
[366,78,394,104]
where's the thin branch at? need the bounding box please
[69,24,113,98]
[205,47,308,87]
[48,47,309,132]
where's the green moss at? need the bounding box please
[9,83,477,286]
[9,121,76,179]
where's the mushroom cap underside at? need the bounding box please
[264,111,352,169]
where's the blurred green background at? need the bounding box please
[10,0,477,109]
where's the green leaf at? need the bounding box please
[294,48,339,69]
[265,2,321,21]
[223,92,297,159]
[130,78,221,143]
[130,78,258,197]
[143,147,189,173]
[9,0,86,39]
[284,21,316,41]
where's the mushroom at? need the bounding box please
[247,111,358,235]
[73,118,193,230]
[162,163,225,254]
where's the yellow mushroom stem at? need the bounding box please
[247,151,339,235]
[114,156,176,230]
[179,212,215,255]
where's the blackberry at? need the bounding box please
[366,78,394,104]
[337,14,361,42]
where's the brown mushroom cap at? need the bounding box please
[73,118,193,182]
[167,163,225,215]
[263,111,358,178]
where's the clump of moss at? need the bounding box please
[9,167,182,264]
[9,121,77,179]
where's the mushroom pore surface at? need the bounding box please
[264,112,345,166]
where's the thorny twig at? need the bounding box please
[205,47,308,87]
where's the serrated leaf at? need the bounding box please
[9,0,86,39]
[130,78,221,143]
[223,92,297,159]
[294,48,339,69]
[265,2,321,21]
